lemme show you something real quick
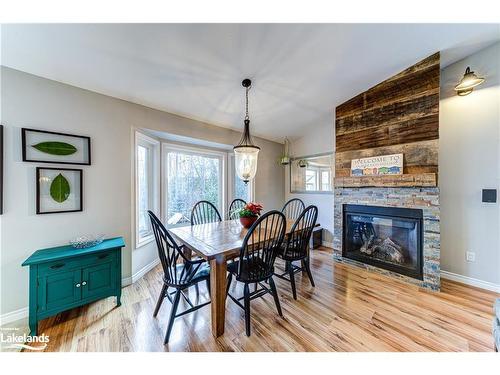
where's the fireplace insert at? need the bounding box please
[342,204,423,280]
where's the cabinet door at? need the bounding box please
[81,261,116,300]
[38,270,82,313]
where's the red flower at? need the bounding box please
[242,202,263,216]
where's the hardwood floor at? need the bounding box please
[36,247,498,352]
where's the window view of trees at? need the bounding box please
[234,172,250,202]
[166,151,221,226]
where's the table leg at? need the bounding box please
[209,256,227,337]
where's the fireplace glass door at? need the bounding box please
[343,204,423,280]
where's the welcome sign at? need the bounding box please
[351,154,403,176]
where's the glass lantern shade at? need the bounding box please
[234,146,260,183]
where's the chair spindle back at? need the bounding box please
[191,200,222,225]
[281,198,305,221]
[148,210,202,287]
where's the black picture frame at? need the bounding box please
[22,128,91,165]
[0,125,3,215]
[36,167,83,214]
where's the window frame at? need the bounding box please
[161,142,227,227]
[304,165,332,192]
[134,131,160,248]
[305,168,319,191]
[320,168,331,191]
[228,153,255,204]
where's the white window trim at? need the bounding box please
[161,142,227,225]
[135,131,160,249]
[228,153,255,203]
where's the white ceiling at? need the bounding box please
[2,24,499,142]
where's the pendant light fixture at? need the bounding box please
[454,66,485,96]
[234,78,260,184]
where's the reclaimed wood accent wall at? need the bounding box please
[335,52,440,187]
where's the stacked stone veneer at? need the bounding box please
[333,187,440,291]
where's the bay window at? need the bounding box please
[163,144,225,227]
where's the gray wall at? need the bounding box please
[440,42,500,285]
[0,67,284,320]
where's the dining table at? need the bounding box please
[169,218,319,337]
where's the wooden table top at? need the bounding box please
[169,219,314,261]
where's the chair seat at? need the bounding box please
[164,262,210,286]
[277,243,307,261]
[227,258,274,282]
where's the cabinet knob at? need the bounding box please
[82,281,87,286]
[76,283,81,288]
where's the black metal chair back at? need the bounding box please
[148,210,203,287]
[237,210,286,282]
[191,200,222,225]
[228,198,246,220]
[281,198,305,221]
[283,205,318,260]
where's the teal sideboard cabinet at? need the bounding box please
[22,237,125,336]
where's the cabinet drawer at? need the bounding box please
[38,250,117,274]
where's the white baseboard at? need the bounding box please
[441,270,500,293]
[122,258,160,287]
[131,258,160,284]
[0,307,28,326]
[121,276,133,287]
[1,259,160,326]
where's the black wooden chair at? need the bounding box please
[191,200,222,225]
[226,210,286,336]
[275,205,318,300]
[228,198,246,220]
[281,198,305,221]
[148,210,211,344]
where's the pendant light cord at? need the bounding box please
[245,86,250,121]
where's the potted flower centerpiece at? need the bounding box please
[239,202,263,229]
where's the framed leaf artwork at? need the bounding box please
[22,128,91,165]
[36,167,83,214]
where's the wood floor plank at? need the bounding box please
[34,247,498,352]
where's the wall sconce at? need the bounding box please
[279,137,291,166]
[454,67,485,96]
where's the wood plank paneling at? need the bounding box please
[336,139,439,176]
[336,53,440,118]
[336,92,439,136]
[334,52,440,184]
[336,113,439,152]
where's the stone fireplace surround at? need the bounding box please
[333,187,440,290]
